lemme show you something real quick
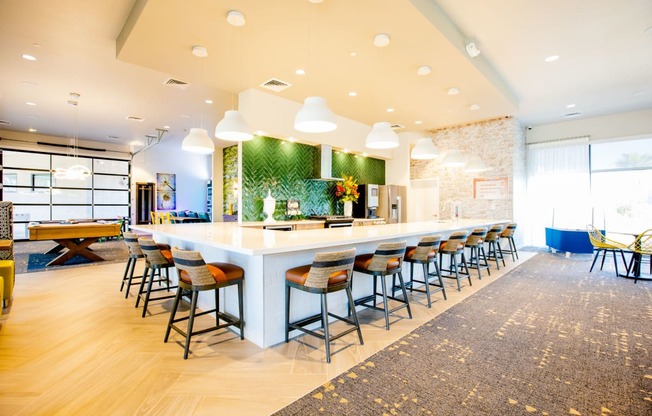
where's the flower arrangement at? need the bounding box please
[335,175,359,203]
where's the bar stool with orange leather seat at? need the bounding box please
[439,230,471,291]
[121,232,171,298]
[403,235,446,308]
[136,237,177,317]
[352,241,411,330]
[166,248,244,359]
[285,248,361,363]
[465,227,490,280]
[484,224,506,270]
[499,223,519,261]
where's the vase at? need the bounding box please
[263,190,276,222]
[343,200,353,217]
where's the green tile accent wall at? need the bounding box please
[224,136,385,221]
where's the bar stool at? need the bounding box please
[500,223,519,261]
[120,232,145,297]
[136,238,177,317]
[439,231,471,291]
[485,224,506,269]
[166,249,244,359]
[465,228,490,280]
[353,241,411,330]
[285,248,361,363]
[403,235,446,308]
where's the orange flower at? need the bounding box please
[335,175,359,203]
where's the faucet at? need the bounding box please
[442,199,461,221]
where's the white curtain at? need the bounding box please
[525,137,590,246]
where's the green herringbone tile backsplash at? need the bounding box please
[223,137,385,221]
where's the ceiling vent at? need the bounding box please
[563,112,582,119]
[126,115,145,122]
[0,120,11,126]
[259,78,292,92]
[163,77,190,90]
[106,135,120,140]
[390,123,405,130]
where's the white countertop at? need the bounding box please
[130,219,508,256]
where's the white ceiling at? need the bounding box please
[0,0,650,150]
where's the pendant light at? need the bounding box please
[410,138,438,159]
[293,2,337,133]
[54,93,91,180]
[441,149,466,167]
[294,96,337,133]
[182,46,215,154]
[464,155,491,172]
[365,122,399,149]
[215,11,253,141]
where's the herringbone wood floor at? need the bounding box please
[0,252,533,415]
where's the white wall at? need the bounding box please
[131,134,212,223]
[526,109,652,143]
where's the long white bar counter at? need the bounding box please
[130,219,508,348]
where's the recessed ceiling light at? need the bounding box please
[295,68,306,75]
[21,80,38,87]
[447,87,460,95]
[192,46,208,58]
[386,108,395,113]
[566,103,576,108]
[205,99,213,104]
[163,125,170,129]
[469,104,480,110]
[348,91,357,97]
[28,128,37,132]
[645,26,652,36]
[308,0,324,3]
[32,43,41,48]
[374,33,391,47]
[417,65,432,76]
[226,10,246,27]
[21,54,36,61]
[129,140,144,146]
[544,55,559,62]
[415,120,423,125]
[350,52,357,57]
[26,102,36,106]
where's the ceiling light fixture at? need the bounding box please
[374,33,391,47]
[386,108,394,113]
[226,10,246,27]
[411,138,438,160]
[365,122,399,149]
[417,65,432,76]
[215,11,253,141]
[465,42,480,58]
[447,87,460,95]
[21,54,36,61]
[415,120,423,125]
[54,93,92,180]
[566,103,576,108]
[295,68,306,75]
[182,46,215,153]
[348,91,357,97]
[294,4,337,133]
[469,104,480,110]
[441,149,466,168]
[544,55,559,62]
[464,156,491,172]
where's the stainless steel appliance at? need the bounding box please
[377,185,407,223]
[353,184,379,218]
[309,215,355,228]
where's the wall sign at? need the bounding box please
[473,177,508,200]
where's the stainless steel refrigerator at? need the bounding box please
[378,185,407,223]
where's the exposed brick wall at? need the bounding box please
[410,117,526,230]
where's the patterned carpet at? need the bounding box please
[275,253,652,415]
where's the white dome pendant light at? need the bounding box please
[294,96,337,133]
[215,11,254,142]
[182,45,215,154]
[411,138,438,159]
[215,110,253,141]
[365,122,399,149]
[182,128,215,154]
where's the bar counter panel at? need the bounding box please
[130,219,508,348]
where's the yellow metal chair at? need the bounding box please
[586,225,628,277]
[626,229,652,284]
